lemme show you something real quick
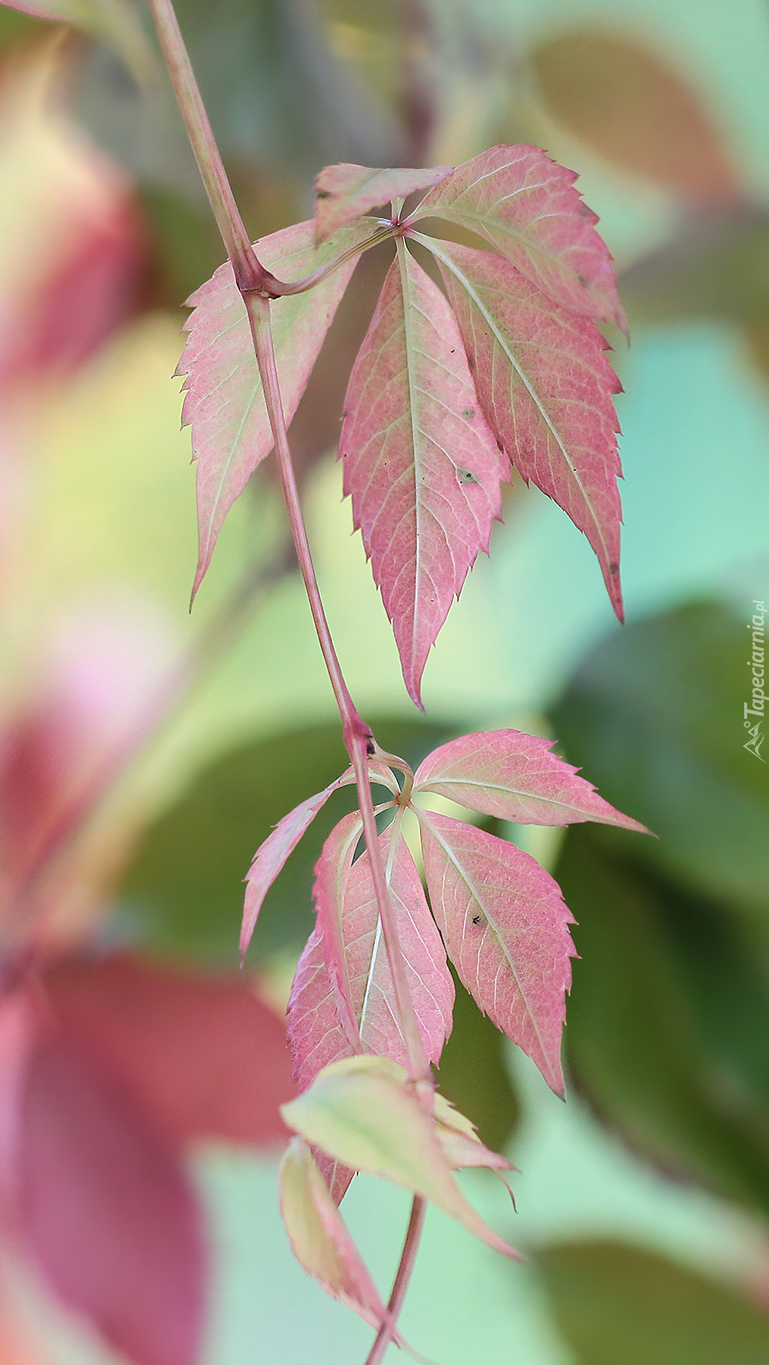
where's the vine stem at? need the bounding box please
[147,0,433,1342]
[366,1196,427,1365]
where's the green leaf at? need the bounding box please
[550,601,769,918]
[539,1239,769,1365]
[119,718,449,965]
[556,825,769,1215]
[620,209,769,324]
[281,1056,520,1257]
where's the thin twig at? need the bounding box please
[366,1196,427,1365]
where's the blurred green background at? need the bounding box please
[1,0,768,1360]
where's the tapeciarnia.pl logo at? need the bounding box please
[744,599,766,761]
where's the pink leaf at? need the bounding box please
[340,242,508,705]
[308,811,367,1051]
[315,162,453,240]
[410,144,627,331]
[241,771,351,961]
[289,822,454,1201]
[43,954,296,1149]
[178,219,371,594]
[414,729,649,831]
[418,811,575,1095]
[18,1033,204,1365]
[419,235,624,620]
[241,762,398,959]
[279,1137,401,1335]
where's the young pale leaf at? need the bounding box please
[279,1137,397,1333]
[315,163,453,241]
[340,242,508,705]
[418,811,575,1095]
[281,1056,520,1258]
[420,236,624,620]
[432,1093,514,1172]
[410,145,627,331]
[413,730,649,831]
[288,826,454,1092]
[179,220,371,594]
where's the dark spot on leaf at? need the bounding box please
[471,914,484,926]
[316,189,331,200]
[450,348,456,354]
[496,440,504,453]
[456,467,478,485]
[609,562,619,575]
[577,273,588,286]
[462,408,474,420]
[467,355,475,371]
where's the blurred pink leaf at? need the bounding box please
[279,1137,400,1332]
[0,48,144,396]
[178,219,372,594]
[421,236,624,620]
[314,162,452,240]
[414,729,649,830]
[411,145,627,331]
[43,953,296,1147]
[340,244,508,705]
[418,811,575,1095]
[18,1031,204,1365]
[0,603,174,930]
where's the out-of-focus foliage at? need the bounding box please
[530,32,739,204]
[539,1240,769,1365]
[551,602,769,917]
[550,601,769,1215]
